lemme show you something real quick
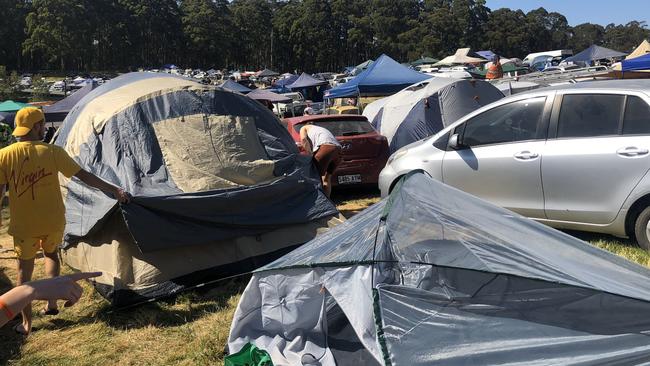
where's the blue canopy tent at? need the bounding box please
[44,80,98,122]
[564,45,627,64]
[272,74,299,94]
[621,53,650,71]
[325,54,431,99]
[287,73,329,102]
[286,73,328,89]
[220,79,252,94]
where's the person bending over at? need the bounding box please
[299,123,341,197]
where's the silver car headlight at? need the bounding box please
[387,148,409,165]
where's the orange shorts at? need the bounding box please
[13,231,63,260]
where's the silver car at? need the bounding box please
[379,80,650,249]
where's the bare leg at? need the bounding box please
[322,173,332,198]
[16,258,35,335]
[43,249,60,311]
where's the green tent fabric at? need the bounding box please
[0,100,30,113]
[225,343,274,366]
[410,57,439,66]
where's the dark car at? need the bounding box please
[284,114,390,187]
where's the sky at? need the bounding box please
[485,0,649,26]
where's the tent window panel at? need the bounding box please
[461,97,546,147]
[622,96,650,135]
[557,94,624,138]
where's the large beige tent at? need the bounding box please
[627,40,650,60]
[55,72,342,306]
[434,48,487,66]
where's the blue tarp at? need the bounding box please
[325,54,430,98]
[564,45,626,64]
[286,73,328,89]
[476,50,497,60]
[220,79,252,94]
[44,81,98,122]
[621,53,650,71]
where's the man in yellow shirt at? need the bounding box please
[1,107,131,335]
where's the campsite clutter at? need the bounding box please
[3,39,650,364]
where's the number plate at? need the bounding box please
[337,174,362,184]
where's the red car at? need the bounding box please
[283,114,390,187]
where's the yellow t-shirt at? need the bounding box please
[0,141,81,237]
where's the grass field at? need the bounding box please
[1,189,649,365]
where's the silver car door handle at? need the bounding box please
[617,147,650,157]
[513,151,539,160]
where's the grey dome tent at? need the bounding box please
[228,171,650,365]
[54,72,340,306]
[364,78,503,152]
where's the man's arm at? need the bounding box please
[0,272,101,327]
[300,126,313,153]
[74,169,131,203]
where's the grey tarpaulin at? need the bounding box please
[54,72,340,305]
[228,171,650,365]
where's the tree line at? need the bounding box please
[1,0,649,74]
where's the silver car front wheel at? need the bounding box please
[633,206,650,251]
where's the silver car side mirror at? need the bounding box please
[448,133,463,150]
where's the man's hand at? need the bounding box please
[75,170,131,204]
[26,272,102,307]
[114,188,131,204]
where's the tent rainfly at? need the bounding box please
[564,44,627,63]
[364,78,504,152]
[228,171,650,365]
[55,72,340,306]
[220,79,253,94]
[434,48,487,66]
[325,54,431,99]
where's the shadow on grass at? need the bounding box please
[331,186,380,218]
[562,230,636,246]
[0,266,26,365]
[34,275,249,333]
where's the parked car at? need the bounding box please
[284,114,390,187]
[276,92,306,117]
[379,80,650,248]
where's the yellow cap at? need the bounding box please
[13,107,44,137]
